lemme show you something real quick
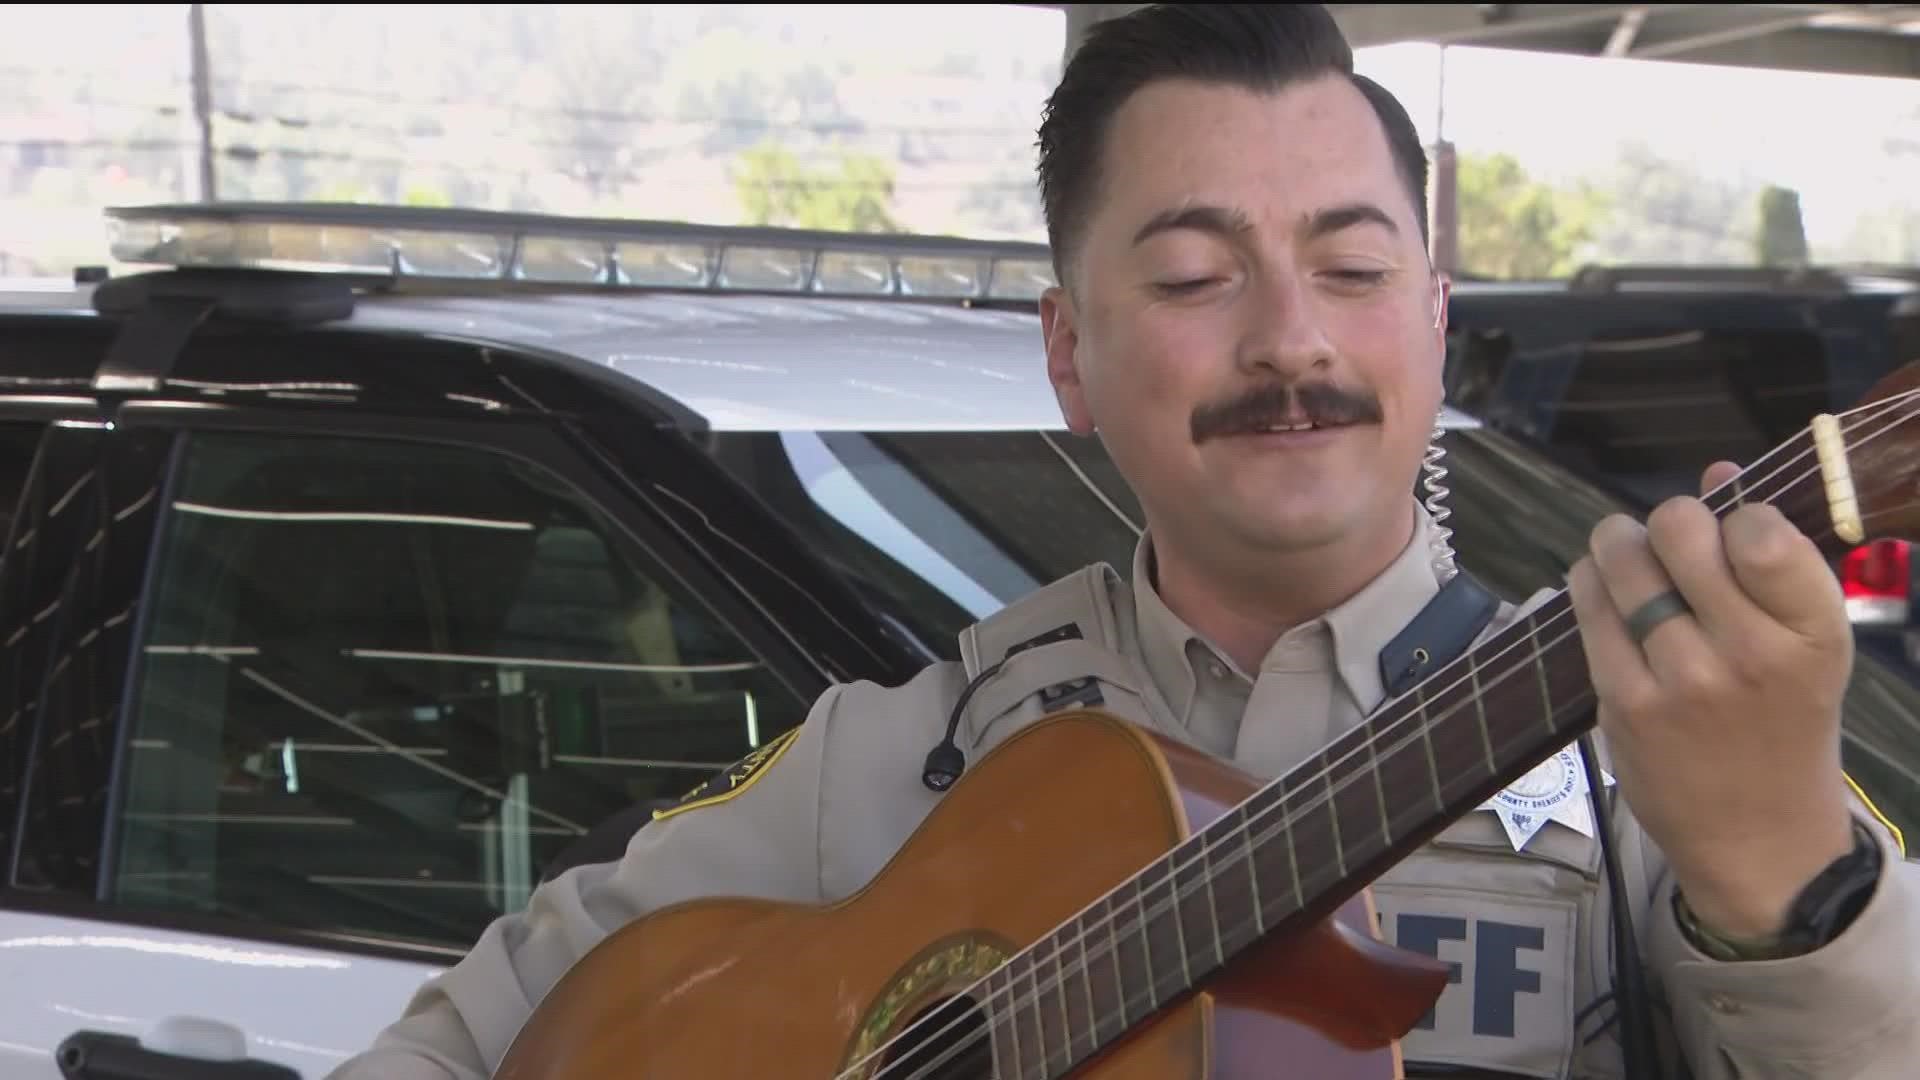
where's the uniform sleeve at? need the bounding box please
[320,682,846,1080]
[1647,800,1920,1079]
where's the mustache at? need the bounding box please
[1190,381,1384,443]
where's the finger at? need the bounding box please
[1586,512,1719,682]
[1700,460,1742,497]
[1645,495,1775,654]
[1721,502,1851,643]
[1567,554,1655,710]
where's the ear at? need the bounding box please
[1431,272,1451,337]
[1040,285,1095,436]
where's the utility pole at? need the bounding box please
[1428,45,1458,275]
[189,3,216,201]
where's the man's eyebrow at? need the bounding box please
[1130,204,1254,248]
[1129,201,1400,248]
[1302,202,1399,241]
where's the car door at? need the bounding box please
[2,399,825,1077]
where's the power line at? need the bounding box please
[0,137,1042,193]
[211,83,1039,140]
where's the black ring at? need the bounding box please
[1626,589,1692,646]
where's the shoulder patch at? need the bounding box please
[652,726,803,823]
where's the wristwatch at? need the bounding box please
[1673,819,1884,962]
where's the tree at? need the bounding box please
[1755,184,1810,267]
[1842,205,1920,265]
[734,142,902,233]
[1453,151,1606,279]
[1583,141,1760,266]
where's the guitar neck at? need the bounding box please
[975,418,1855,1078]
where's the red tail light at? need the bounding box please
[1841,539,1911,627]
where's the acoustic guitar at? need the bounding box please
[493,364,1920,1079]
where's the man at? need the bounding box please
[331,5,1917,1078]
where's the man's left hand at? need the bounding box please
[1566,460,1858,940]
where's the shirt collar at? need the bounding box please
[1131,533,1211,721]
[1130,501,1446,718]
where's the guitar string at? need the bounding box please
[861,387,1920,1080]
[866,387,1920,1080]
[852,387,1920,1080]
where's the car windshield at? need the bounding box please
[705,429,1146,657]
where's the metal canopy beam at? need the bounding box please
[1332,4,1920,79]
[1048,3,1920,80]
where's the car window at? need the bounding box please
[0,419,52,872]
[1446,292,1902,509]
[105,430,808,952]
[706,429,1144,658]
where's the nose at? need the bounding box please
[1234,267,1336,379]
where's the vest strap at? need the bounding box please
[1378,571,1503,699]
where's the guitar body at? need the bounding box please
[496,710,1452,1079]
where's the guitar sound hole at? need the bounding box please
[877,993,994,1080]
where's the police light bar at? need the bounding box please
[103,202,1059,303]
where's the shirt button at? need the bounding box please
[1707,993,1740,1015]
[1208,661,1226,679]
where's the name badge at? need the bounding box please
[1370,886,1578,1080]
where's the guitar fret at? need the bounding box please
[1366,716,1392,850]
[1137,866,1188,1007]
[1323,754,1347,878]
[1076,910,1099,1055]
[998,957,1029,1076]
[1275,756,1343,927]
[1053,924,1076,1065]
[1198,844,1223,970]
[1133,831,1234,1014]
[1197,811,1260,960]
[1097,893,1126,1040]
[1415,682,1445,813]
[1169,869,1192,985]
[1241,806,1266,937]
[1423,652,1494,807]
[1117,878,1153,1019]
[1468,644,1496,776]
[1528,611,1556,735]
[1241,785,1301,933]
[1283,782,1304,911]
[1047,940,1073,1076]
[988,966,1021,1080]
[1025,949,1063,1077]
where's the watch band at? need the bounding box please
[1674,819,1884,962]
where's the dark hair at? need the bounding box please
[1036,4,1429,283]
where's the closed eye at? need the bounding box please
[1326,269,1389,286]
[1153,278,1220,297]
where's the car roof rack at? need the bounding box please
[1566,263,1854,296]
[104,201,1060,304]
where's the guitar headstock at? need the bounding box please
[1752,359,1920,560]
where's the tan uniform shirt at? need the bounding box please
[329,504,1919,1080]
